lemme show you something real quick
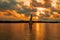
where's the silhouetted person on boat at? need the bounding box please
[29,14,33,31]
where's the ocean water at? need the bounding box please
[0,23,60,40]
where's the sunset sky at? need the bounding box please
[0,0,60,21]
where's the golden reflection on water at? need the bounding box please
[35,23,45,40]
[0,23,60,40]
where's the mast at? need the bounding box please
[29,14,33,31]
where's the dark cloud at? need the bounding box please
[0,0,37,15]
[0,0,18,9]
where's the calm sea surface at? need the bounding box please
[0,23,60,40]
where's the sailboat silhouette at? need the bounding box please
[29,14,33,31]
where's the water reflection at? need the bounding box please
[0,23,60,40]
[34,23,45,40]
[45,23,60,40]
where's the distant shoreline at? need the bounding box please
[0,21,60,23]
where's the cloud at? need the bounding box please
[0,0,19,9]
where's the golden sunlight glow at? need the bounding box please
[36,0,45,4]
[51,0,60,10]
[36,12,40,16]
[23,0,31,6]
[36,7,46,15]
[51,0,57,8]
[53,12,58,15]
[37,7,46,11]
[36,17,39,19]
[33,16,39,20]
[20,14,25,17]
[41,11,45,14]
